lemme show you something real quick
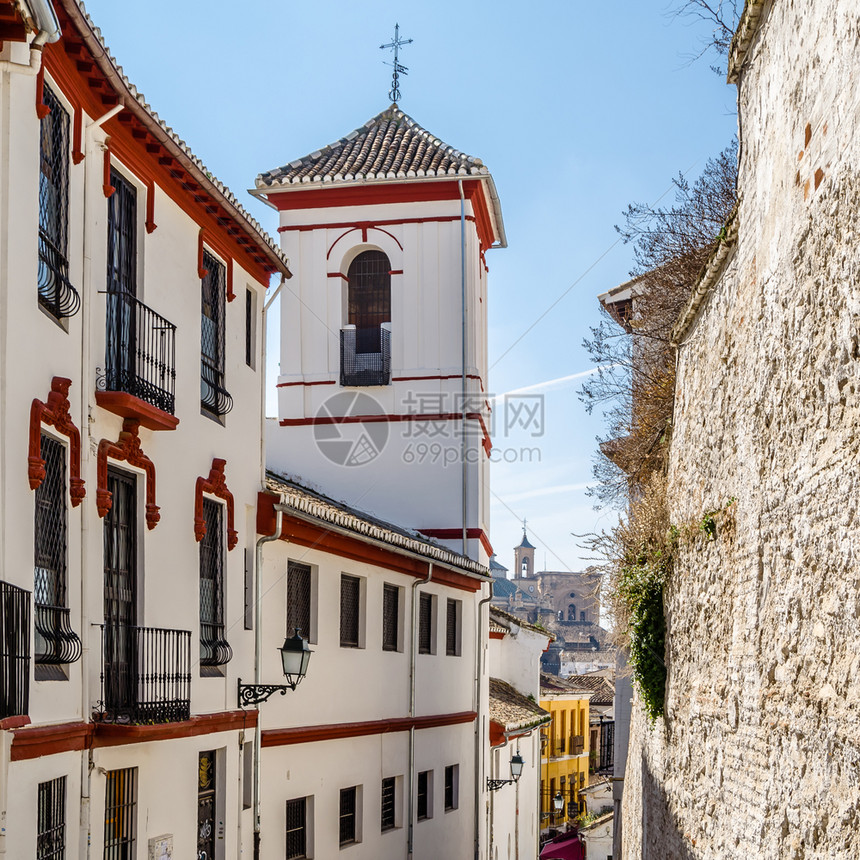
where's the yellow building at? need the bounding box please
[539,673,592,834]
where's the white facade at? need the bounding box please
[0,2,286,857]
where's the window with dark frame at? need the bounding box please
[199,499,232,667]
[38,85,79,319]
[245,288,254,367]
[197,751,217,860]
[37,775,66,860]
[418,593,432,654]
[380,777,396,832]
[103,767,136,860]
[287,561,312,640]
[382,584,399,652]
[444,765,458,811]
[416,771,430,821]
[34,434,81,666]
[339,786,357,846]
[285,796,307,859]
[201,251,232,416]
[446,598,460,656]
[340,575,360,648]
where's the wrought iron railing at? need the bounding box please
[201,363,233,416]
[96,623,191,724]
[102,291,176,415]
[38,233,80,319]
[200,621,233,667]
[340,324,391,386]
[35,604,82,665]
[0,581,30,719]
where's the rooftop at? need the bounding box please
[540,672,595,698]
[490,606,553,640]
[256,104,489,189]
[489,678,550,733]
[266,472,489,578]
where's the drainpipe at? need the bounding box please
[252,509,284,860]
[457,180,469,558]
[474,580,493,860]
[407,562,433,860]
[0,0,60,74]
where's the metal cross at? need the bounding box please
[380,23,413,103]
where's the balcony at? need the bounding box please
[201,363,233,417]
[95,624,191,724]
[0,581,30,720]
[340,323,391,387]
[96,291,178,431]
[34,604,82,665]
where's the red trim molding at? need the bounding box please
[261,710,476,748]
[10,711,257,761]
[226,259,235,302]
[391,372,485,391]
[419,528,493,557]
[94,390,179,432]
[145,180,157,233]
[489,630,505,640]
[257,493,484,592]
[326,272,349,281]
[35,61,50,119]
[0,715,31,731]
[197,229,209,279]
[195,458,238,550]
[282,214,475,235]
[72,105,84,164]
[97,419,159,528]
[29,377,85,506]
[276,379,337,388]
[102,146,115,198]
[326,224,403,261]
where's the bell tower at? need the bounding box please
[253,105,506,562]
[513,522,536,579]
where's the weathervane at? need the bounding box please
[380,23,413,103]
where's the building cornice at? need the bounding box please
[727,0,770,84]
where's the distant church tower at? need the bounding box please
[514,522,536,579]
[253,105,506,562]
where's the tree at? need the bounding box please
[672,0,743,75]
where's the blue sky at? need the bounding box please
[84,0,738,571]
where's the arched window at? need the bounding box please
[521,556,530,577]
[580,610,586,622]
[567,603,577,621]
[348,250,390,353]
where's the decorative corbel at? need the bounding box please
[97,419,159,529]
[28,377,85,506]
[194,458,238,550]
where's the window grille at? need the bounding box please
[416,771,429,821]
[201,252,233,416]
[0,580,30,719]
[34,435,81,664]
[418,593,432,654]
[287,562,311,640]
[380,777,396,832]
[446,599,459,656]
[37,776,66,860]
[339,787,357,846]
[382,584,399,652]
[197,751,216,860]
[103,768,136,860]
[106,170,136,296]
[340,575,360,648]
[38,85,79,319]
[347,251,391,352]
[285,797,307,859]
[444,765,457,812]
[200,499,232,666]
[341,250,392,385]
[245,288,253,367]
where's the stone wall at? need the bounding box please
[623,1,860,857]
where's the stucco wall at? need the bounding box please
[623,1,860,858]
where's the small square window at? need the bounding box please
[339,786,359,847]
[417,770,433,821]
[340,575,361,648]
[286,796,308,859]
[444,764,459,812]
[382,584,400,652]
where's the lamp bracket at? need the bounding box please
[486,778,517,792]
[237,678,298,707]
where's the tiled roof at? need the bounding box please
[266,473,489,578]
[540,672,594,698]
[569,673,615,706]
[516,531,535,550]
[489,678,550,733]
[490,577,519,599]
[489,554,508,572]
[489,606,553,640]
[63,1,290,276]
[489,618,508,635]
[256,104,489,188]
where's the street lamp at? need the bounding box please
[553,792,565,814]
[487,752,525,791]
[238,629,312,707]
